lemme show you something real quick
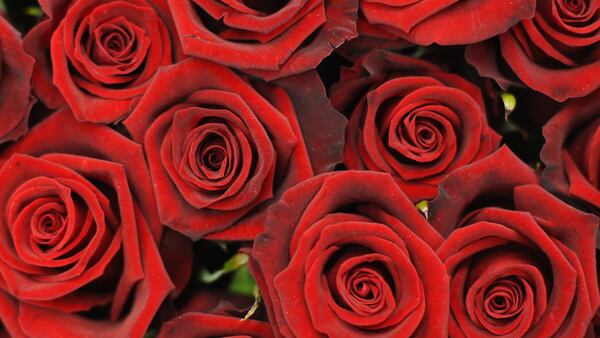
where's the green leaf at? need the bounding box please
[25,6,43,17]
[228,264,256,296]
[200,253,249,284]
[415,200,429,219]
[0,1,6,13]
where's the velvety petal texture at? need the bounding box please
[331,49,500,202]
[167,0,358,80]
[24,0,181,123]
[431,146,600,337]
[359,0,536,45]
[123,58,346,240]
[0,109,173,338]
[541,90,600,214]
[466,0,600,101]
[252,171,449,337]
[0,16,35,144]
[158,291,274,338]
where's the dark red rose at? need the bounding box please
[541,90,600,214]
[359,0,535,45]
[24,0,182,123]
[0,109,174,337]
[158,291,274,338]
[166,0,358,80]
[0,16,35,144]
[430,147,600,337]
[123,58,346,241]
[331,49,500,202]
[466,1,600,102]
[251,171,449,337]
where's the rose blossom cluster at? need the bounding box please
[0,0,597,337]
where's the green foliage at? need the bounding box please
[228,264,257,296]
[200,252,249,284]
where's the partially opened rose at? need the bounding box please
[541,90,600,213]
[0,109,173,338]
[123,58,346,240]
[430,147,600,337]
[167,0,358,80]
[24,0,181,123]
[359,0,535,45]
[0,16,35,144]
[466,0,600,101]
[331,49,500,202]
[251,171,449,337]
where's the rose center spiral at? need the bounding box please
[31,203,67,247]
[483,277,525,320]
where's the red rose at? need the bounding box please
[123,58,346,240]
[251,171,449,337]
[541,90,599,213]
[466,1,600,102]
[331,49,500,202]
[0,109,174,337]
[167,0,358,80]
[431,147,600,336]
[0,16,35,144]
[158,291,274,338]
[24,0,181,123]
[359,0,535,45]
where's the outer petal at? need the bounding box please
[429,146,539,237]
[361,0,536,45]
[0,16,35,144]
[168,0,358,79]
[158,312,274,338]
[541,90,600,211]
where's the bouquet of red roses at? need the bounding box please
[0,0,598,337]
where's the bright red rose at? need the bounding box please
[466,1,600,102]
[541,90,600,214]
[166,0,358,80]
[0,109,174,338]
[24,0,182,123]
[123,58,346,240]
[359,0,535,45]
[331,49,500,202]
[431,147,600,337]
[0,16,35,144]
[251,171,449,337]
